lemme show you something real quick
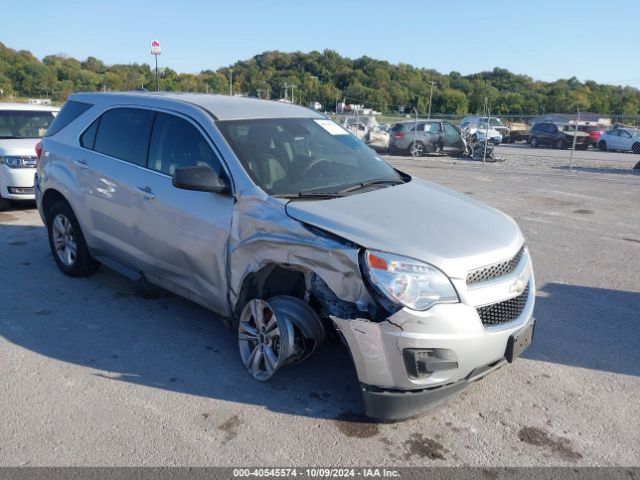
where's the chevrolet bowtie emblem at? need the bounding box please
[510,278,526,295]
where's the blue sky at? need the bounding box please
[3,0,639,87]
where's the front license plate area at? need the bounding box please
[505,322,535,363]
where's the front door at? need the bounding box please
[442,122,465,154]
[135,111,234,312]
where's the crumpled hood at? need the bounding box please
[285,178,524,279]
[0,138,40,156]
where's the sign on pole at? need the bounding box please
[150,40,161,55]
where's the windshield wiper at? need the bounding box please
[337,179,403,194]
[274,191,345,200]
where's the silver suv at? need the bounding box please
[36,92,535,421]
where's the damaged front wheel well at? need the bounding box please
[233,265,308,324]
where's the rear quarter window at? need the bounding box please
[45,100,93,137]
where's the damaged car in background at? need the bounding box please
[36,92,535,421]
[342,115,390,151]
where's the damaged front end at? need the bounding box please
[228,193,535,422]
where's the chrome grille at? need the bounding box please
[477,284,529,327]
[466,246,525,285]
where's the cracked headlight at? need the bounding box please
[364,250,459,311]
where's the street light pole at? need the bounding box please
[427,81,435,119]
[229,69,233,96]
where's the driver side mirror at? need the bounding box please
[172,165,230,194]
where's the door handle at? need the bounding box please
[74,159,89,169]
[135,186,155,200]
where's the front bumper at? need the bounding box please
[0,165,37,200]
[332,250,535,421]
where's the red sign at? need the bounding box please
[150,40,161,55]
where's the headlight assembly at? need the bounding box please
[363,250,459,311]
[0,156,37,169]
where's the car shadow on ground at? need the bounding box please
[523,282,640,377]
[0,221,363,420]
[2,220,639,423]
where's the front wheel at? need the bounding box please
[238,296,324,381]
[632,142,640,154]
[47,201,100,277]
[555,139,566,149]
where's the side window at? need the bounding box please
[80,118,99,149]
[547,124,557,133]
[148,112,223,177]
[608,129,619,136]
[93,108,153,166]
[444,123,460,136]
[620,130,632,138]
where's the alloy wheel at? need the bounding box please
[51,213,77,267]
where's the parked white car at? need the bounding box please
[597,127,640,153]
[467,122,503,144]
[0,103,59,210]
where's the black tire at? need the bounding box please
[0,195,10,211]
[46,200,100,277]
[555,138,566,149]
[410,141,426,157]
[530,136,538,148]
[237,295,324,381]
[632,143,640,154]
[598,140,607,152]
[576,144,589,150]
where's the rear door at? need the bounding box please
[78,107,155,271]
[135,110,233,312]
[605,129,620,149]
[618,129,633,151]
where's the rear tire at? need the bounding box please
[410,141,426,157]
[555,139,566,149]
[598,140,607,151]
[46,200,100,277]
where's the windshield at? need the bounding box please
[481,117,504,127]
[217,118,404,197]
[0,110,56,139]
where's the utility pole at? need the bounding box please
[569,109,580,171]
[291,85,296,104]
[229,69,233,96]
[482,96,489,165]
[427,81,435,119]
[284,82,288,101]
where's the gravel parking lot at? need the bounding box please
[1,152,639,467]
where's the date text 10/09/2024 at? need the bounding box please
[232,468,400,478]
